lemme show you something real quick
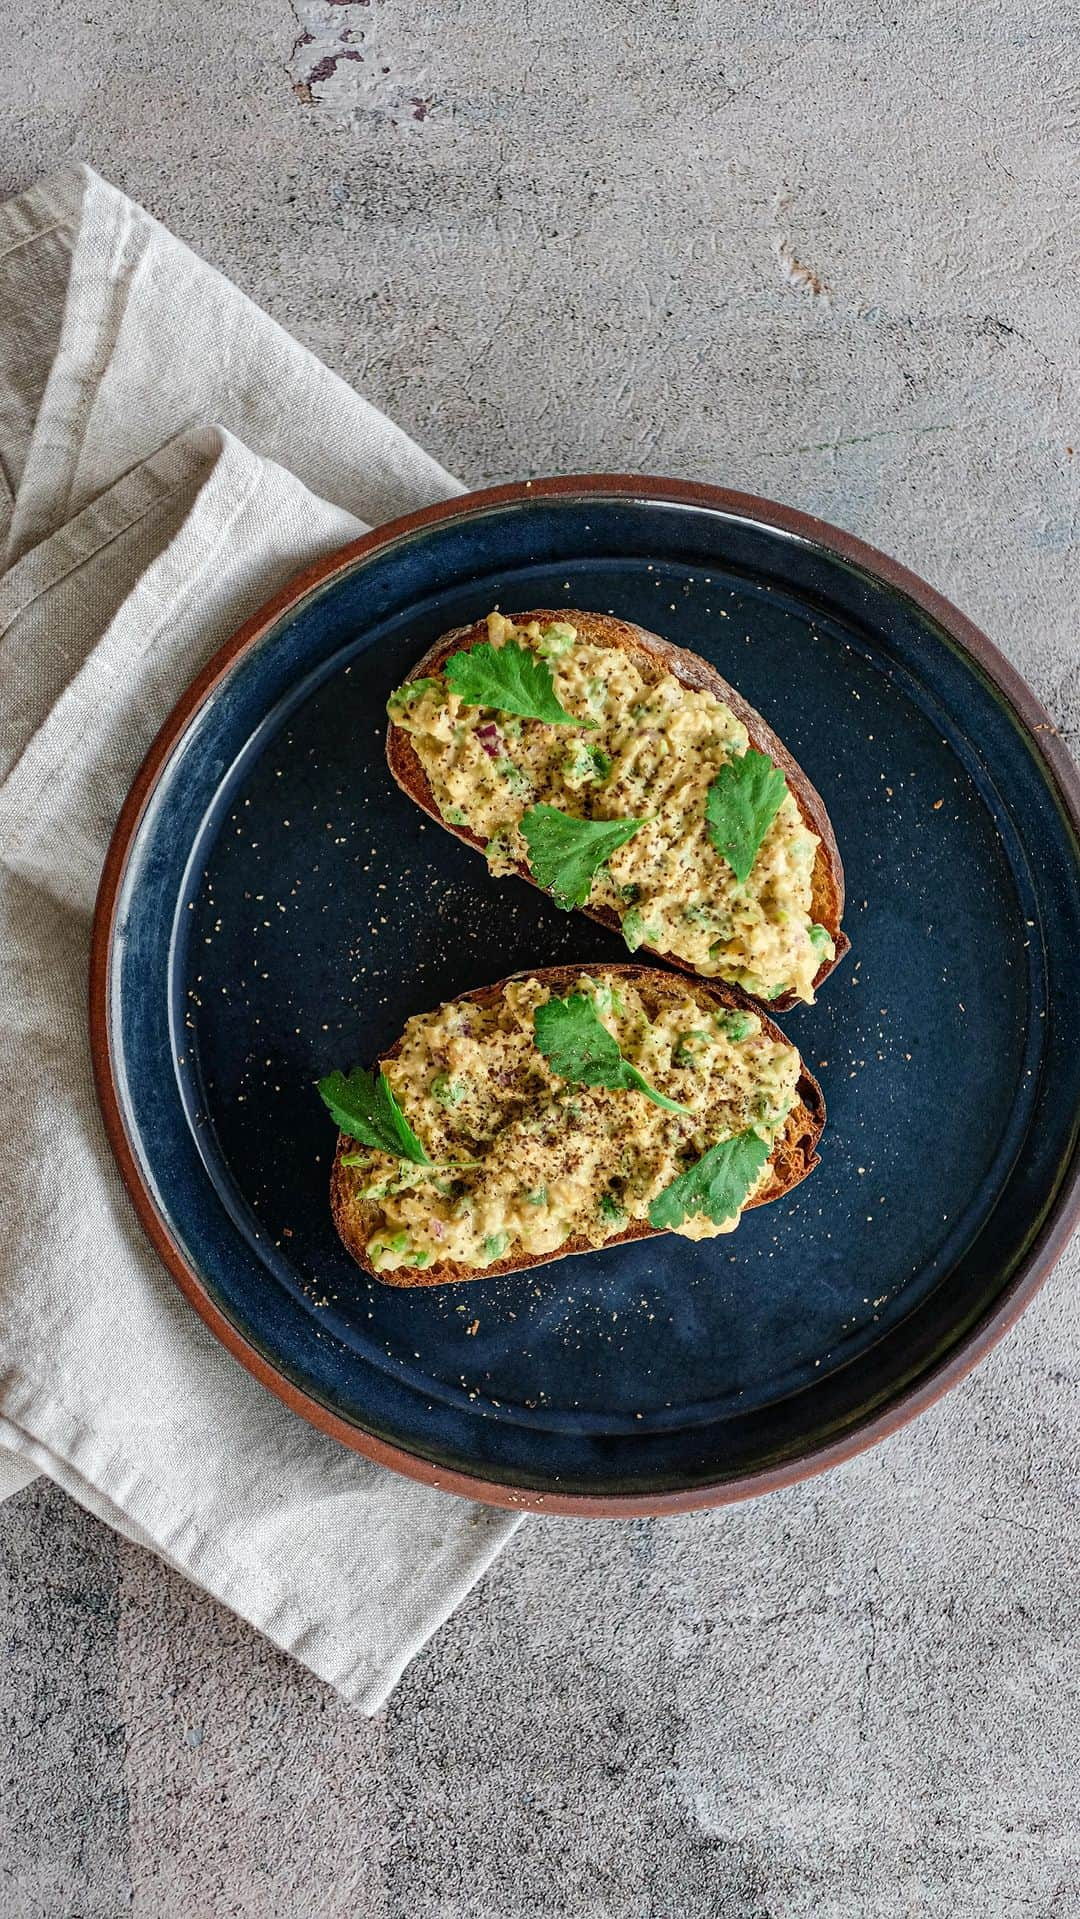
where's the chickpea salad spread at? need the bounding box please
[320,972,802,1278]
[387,611,836,1005]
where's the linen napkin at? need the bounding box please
[0,165,522,1708]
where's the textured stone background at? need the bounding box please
[2,2,1079,1914]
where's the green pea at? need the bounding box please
[537,622,576,657]
[672,1029,710,1069]
[494,758,531,799]
[622,907,659,952]
[432,1074,468,1107]
[592,981,625,1018]
[386,676,439,712]
[714,1010,756,1042]
[563,743,593,782]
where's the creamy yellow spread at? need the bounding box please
[345,973,800,1275]
[391,612,832,1004]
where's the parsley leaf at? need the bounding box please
[521,804,647,909]
[705,748,789,884]
[647,1128,769,1231]
[317,1066,431,1164]
[534,993,691,1115]
[444,640,592,727]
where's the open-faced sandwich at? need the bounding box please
[386,609,848,1010]
[320,965,824,1287]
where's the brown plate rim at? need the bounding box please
[89,472,1080,1516]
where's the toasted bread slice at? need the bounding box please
[385,608,848,1012]
[330,963,825,1288]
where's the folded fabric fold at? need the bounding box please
[0,164,521,1709]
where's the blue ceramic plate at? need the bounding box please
[92,478,1080,1513]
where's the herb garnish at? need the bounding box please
[534,992,691,1115]
[521,804,647,909]
[647,1128,769,1230]
[705,748,788,884]
[318,1066,431,1163]
[444,640,592,728]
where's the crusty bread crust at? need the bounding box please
[385,608,848,1011]
[330,962,825,1288]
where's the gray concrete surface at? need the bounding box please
[2,1,1080,1913]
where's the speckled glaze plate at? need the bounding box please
[91,477,1080,1514]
